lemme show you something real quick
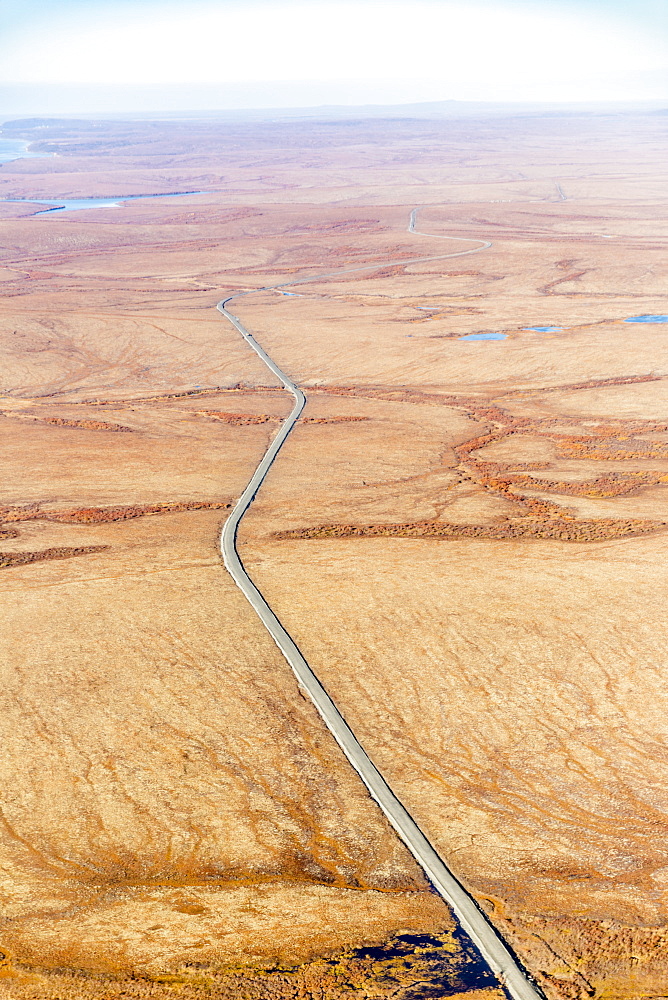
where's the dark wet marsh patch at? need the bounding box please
[330,929,504,998]
[158,929,507,998]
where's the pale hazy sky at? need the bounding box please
[1,0,666,113]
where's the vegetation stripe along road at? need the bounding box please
[217,211,545,1000]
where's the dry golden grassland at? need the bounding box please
[0,108,666,998]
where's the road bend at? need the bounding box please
[217,211,545,1000]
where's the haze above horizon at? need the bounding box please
[1,0,667,116]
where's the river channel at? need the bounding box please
[0,136,51,163]
[0,131,209,212]
[0,191,211,214]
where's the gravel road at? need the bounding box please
[217,212,545,1000]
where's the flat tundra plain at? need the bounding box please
[0,108,667,999]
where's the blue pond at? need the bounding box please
[459,332,507,341]
[524,326,563,332]
[1,191,210,214]
[625,314,668,324]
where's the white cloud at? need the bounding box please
[2,1,665,102]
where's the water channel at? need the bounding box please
[0,191,210,214]
[0,134,209,213]
[0,136,51,163]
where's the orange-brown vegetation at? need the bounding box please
[493,471,665,497]
[0,544,109,569]
[1,500,231,525]
[0,503,233,565]
[280,384,668,543]
[39,416,133,432]
[0,412,134,431]
[201,410,272,424]
[553,432,668,461]
[302,415,370,424]
[77,384,284,406]
[276,516,663,543]
[288,219,387,235]
[504,374,663,397]
[489,909,668,1000]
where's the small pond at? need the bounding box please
[459,332,507,341]
[625,314,668,324]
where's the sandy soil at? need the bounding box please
[0,107,667,998]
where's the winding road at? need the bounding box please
[217,211,545,1000]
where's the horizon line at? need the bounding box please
[3,96,667,124]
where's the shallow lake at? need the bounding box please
[459,332,507,341]
[1,191,210,214]
[625,314,668,323]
